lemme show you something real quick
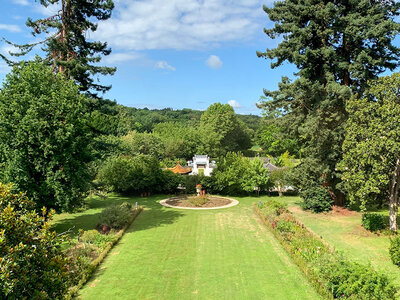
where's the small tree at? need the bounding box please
[340,73,400,231]
[0,183,69,299]
[242,158,270,196]
[0,62,92,211]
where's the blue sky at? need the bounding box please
[1,0,296,114]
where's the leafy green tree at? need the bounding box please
[1,0,116,97]
[0,183,69,299]
[241,158,270,196]
[199,103,251,157]
[0,62,92,211]
[121,131,164,159]
[97,155,163,194]
[340,73,400,231]
[153,122,200,159]
[258,0,400,205]
[256,121,299,157]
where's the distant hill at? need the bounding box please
[89,99,261,136]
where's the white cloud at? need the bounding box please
[92,0,267,51]
[0,24,22,33]
[206,55,222,69]
[11,0,29,5]
[155,60,176,71]
[228,100,241,108]
[0,61,11,74]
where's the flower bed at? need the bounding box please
[255,200,398,300]
[65,205,143,299]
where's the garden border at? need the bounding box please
[66,206,143,299]
[160,196,239,210]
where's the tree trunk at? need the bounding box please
[389,158,400,231]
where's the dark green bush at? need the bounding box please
[317,256,397,299]
[362,213,386,231]
[300,186,333,213]
[98,205,131,229]
[389,235,400,267]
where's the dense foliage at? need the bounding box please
[258,0,400,206]
[301,186,333,213]
[199,103,251,157]
[389,235,400,267]
[257,199,398,299]
[213,152,270,195]
[340,74,400,230]
[0,62,92,211]
[361,213,386,232]
[0,183,69,299]
[1,0,116,97]
[98,204,132,230]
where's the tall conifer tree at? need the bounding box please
[258,0,400,205]
[1,0,116,97]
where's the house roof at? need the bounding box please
[167,163,192,174]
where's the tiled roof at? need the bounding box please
[167,163,192,174]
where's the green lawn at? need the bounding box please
[279,196,400,285]
[54,194,320,299]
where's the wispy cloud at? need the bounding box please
[206,55,222,69]
[228,100,241,108]
[93,0,268,51]
[155,60,176,71]
[0,24,22,33]
[102,52,143,64]
[11,0,29,6]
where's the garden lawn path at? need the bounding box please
[79,196,320,300]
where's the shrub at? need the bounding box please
[276,220,295,233]
[262,199,288,215]
[317,256,397,299]
[362,213,386,231]
[80,230,116,249]
[188,195,210,207]
[120,201,132,211]
[0,183,70,299]
[300,186,333,213]
[389,235,400,267]
[98,205,131,229]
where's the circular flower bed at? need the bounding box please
[160,196,239,210]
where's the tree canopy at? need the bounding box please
[258,0,400,205]
[340,73,400,231]
[1,0,116,97]
[0,62,92,211]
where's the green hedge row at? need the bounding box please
[66,207,143,299]
[255,200,398,300]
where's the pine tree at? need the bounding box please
[1,0,116,97]
[258,0,400,205]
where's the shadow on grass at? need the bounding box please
[52,194,183,237]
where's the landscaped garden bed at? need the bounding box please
[161,195,238,209]
[255,199,399,300]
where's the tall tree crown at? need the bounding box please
[1,0,116,97]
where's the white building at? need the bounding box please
[187,155,216,177]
